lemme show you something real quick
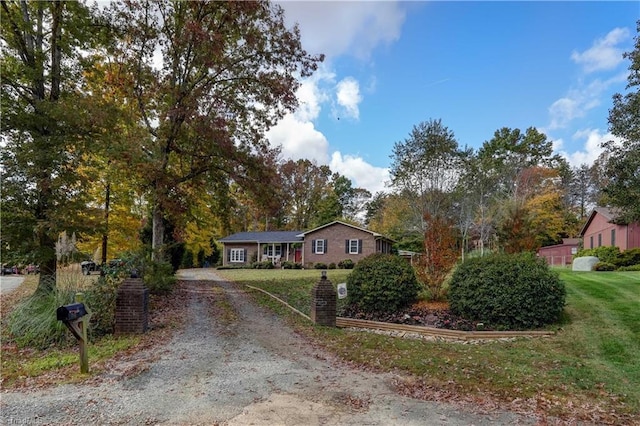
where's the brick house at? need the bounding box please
[298,221,394,268]
[580,207,640,251]
[219,221,394,268]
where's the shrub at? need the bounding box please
[281,261,295,269]
[338,259,355,269]
[141,259,177,294]
[85,274,121,337]
[448,252,566,330]
[575,246,621,264]
[328,262,337,269]
[346,253,421,314]
[252,261,275,269]
[314,262,328,270]
[594,262,617,271]
[617,248,640,267]
[619,264,640,271]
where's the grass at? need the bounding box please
[220,268,640,423]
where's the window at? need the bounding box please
[347,239,362,254]
[611,229,616,247]
[265,245,282,257]
[590,236,593,249]
[314,239,325,254]
[230,249,245,263]
[598,233,602,247]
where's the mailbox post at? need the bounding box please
[56,292,91,373]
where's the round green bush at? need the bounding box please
[346,253,421,314]
[448,253,566,329]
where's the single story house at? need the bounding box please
[537,238,580,266]
[580,207,640,251]
[219,221,395,268]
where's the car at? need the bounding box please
[1,265,16,275]
[25,264,39,274]
[80,260,100,275]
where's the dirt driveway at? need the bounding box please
[1,270,535,425]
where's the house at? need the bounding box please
[218,231,303,267]
[579,207,640,251]
[218,221,395,268]
[537,238,580,266]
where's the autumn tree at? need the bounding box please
[0,1,114,292]
[604,20,640,222]
[278,159,331,230]
[104,0,322,259]
[414,213,459,300]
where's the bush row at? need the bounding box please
[576,247,640,270]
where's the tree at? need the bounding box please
[105,0,322,259]
[389,119,468,231]
[1,1,111,292]
[278,159,331,230]
[605,20,640,222]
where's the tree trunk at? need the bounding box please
[152,203,165,261]
[101,182,110,265]
[36,233,57,294]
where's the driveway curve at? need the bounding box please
[1,269,534,425]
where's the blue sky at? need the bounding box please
[268,1,640,194]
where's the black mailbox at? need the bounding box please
[57,303,88,321]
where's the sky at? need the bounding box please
[267,1,640,195]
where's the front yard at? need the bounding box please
[220,268,640,424]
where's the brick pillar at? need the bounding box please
[115,277,149,334]
[310,271,336,327]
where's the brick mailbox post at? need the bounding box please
[115,277,149,334]
[310,270,337,327]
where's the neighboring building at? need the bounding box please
[579,207,640,251]
[218,221,395,268]
[537,238,580,266]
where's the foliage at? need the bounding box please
[0,1,114,292]
[449,253,566,329]
[85,275,121,337]
[281,261,302,269]
[337,259,355,269]
[617,248,640,267]
[8,279,78,348]
[414,213,459,301]
[103,1,323,257]
[252,261,275,270]
[389,118,468,231]
[346,253,421,314]
[328,263,337,269]
[575,246,621,264]
[495,202,538,253]
[619,264,640,271]
[313,262,328,270]
[605,20,640,222]
[594,262,617,271]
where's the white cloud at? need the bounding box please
[267,115,329,164]
[547,73,627,130]
[278,2,406,59]
[571,27,630,73]
[335,77,362,120]
[330,152,389,194]
[558,128,622,167]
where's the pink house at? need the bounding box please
[537,238,580,266]
[580,207,640,251]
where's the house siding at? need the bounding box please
[537,240,579,266]
[222,243,257,267]
[581,209,640,251]
[302,223,391,267]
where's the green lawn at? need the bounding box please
[219,268,640,423]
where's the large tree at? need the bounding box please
[389,119,469,231]
[604,20,640,222]
[105,0,322,259]
[1,1,111,292]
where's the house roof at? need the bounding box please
[579,207,623,237]
[218,231,303,244]
[296,220,395,242]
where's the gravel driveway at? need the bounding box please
[1,270,534,425]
